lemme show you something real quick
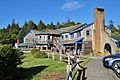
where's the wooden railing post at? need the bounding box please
[60,53,62,61]
[77,55,80,70]
[52,52,54,60]
[67,52,72,80]
[48,53,50,58]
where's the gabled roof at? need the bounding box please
[23,30,40,39]
[55,23,85,34]
[35,29,61,36]
[112,37,120,48]
[105,25,111,30]
[70,22,94,34]
[117,40,120,48]
[112,37,120,42]
[35,24,85,35]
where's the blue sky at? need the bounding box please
[0,0,120,28]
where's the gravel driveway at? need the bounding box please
[85,59,120,80]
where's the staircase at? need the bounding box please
[53,37,65,53]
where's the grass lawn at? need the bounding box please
[17,53,90,80]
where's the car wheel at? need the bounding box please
[112,61,120,72]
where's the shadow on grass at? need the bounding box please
[17,66,48,80]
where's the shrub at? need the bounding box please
[31,49,48,58]
[104,51,110,56]
[92,50,101,56]
[0,44,22,80]
[31,48,40,55]
[116,48,120,53]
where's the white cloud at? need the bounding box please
[61,0,85,11]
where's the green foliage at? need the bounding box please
[109,20,120,40]
[31,49,48,58]
[0,19,20,45]
[0,44,22,80]
[37,20,46,30]
[92,50,101,56]
[18,20,37,42]
[0,18,81,44]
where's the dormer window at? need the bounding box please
[26,39,28,41]
[86,30,89,35]
[77,31,81,37]
[86,30,91,36]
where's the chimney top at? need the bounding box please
[95,8,104,11]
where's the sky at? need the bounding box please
[0,0,120,28]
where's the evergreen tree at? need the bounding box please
[37,20,46,31]
[28,20,37,30]
[18,22,28,42]
[109,20,115,31]
[18,20,37,42]
[50,22,56,29]
[109,20,120,40]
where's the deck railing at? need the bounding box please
[35,40,53,44]
[53,37,65,53]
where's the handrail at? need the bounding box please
[72,62,77,71]
[53,37,65,53]
[66,71,71,80]
[72,70,77,79]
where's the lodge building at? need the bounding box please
[15,8,120,54]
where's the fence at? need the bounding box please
[66,52,87,80]
[47,51,87,80]
[47,52,63,61]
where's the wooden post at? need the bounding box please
[52,47,55,60]
[66,50,73,80]
[48,53,50,58]
[66,51,70,73]
[68,52,72,80]
[75,42,77,55]
[77,56,80,70]
[60,53,62,61]
[52,52,54,60]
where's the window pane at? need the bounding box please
[71,34,74,39]
[86,30,90,36]
[65,35,68,38]
[77,31,81,37]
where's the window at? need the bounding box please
[38,36,41,39]
[48,47,51,50]
[71,34,74,39]
[26,39,28,41]
[65,35,68,38]
[48,36,50,40]
[39,36,41,39]
[86,30,90,36]
[61,36,64,39]
[39,47,41,50]
[77,31,81,37]
[43,47,46,50]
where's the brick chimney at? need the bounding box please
[93,8,105,52]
